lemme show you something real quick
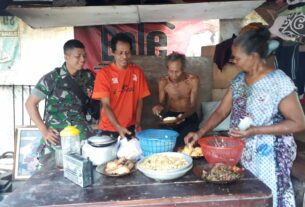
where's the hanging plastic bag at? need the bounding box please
[117,137,143,162]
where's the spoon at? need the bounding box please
[157,114,163,120]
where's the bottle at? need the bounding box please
[54,145,63,168]
[60,126,81,156]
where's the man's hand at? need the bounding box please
[176,113,185,124]
[135,124,142,133]
[152,104,164,116]
[43,128,60,146]
[117,126,132,139]
[184,131,200,145]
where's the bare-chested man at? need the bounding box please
[152,52,200,149]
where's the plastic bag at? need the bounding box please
[117,138,143,161]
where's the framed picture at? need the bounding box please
[14,127,42,179]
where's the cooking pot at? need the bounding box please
[81,135,118,166]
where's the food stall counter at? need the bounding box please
[1,157,272,207]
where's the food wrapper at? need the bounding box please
[117,138,143,162]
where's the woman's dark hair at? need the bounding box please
[166,51,186,69]
[233,28,271,59]
[63,39,84,54]
[111,32,133,52]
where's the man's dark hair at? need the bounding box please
[166,51,186,69]
[63,39,85,54]
[111,33,133,52]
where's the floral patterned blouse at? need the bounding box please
[230,69,297,207]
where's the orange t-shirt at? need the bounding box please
[92,64,150,131]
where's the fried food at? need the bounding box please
[127,161,134,170]
[191,147,203,157]
[104,157,134,175]
[106,161,118,171]
[115,166,130,175]
[180,144,203,157]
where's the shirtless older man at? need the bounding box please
[152,52,200,149]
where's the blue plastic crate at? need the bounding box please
[136,129,179,156]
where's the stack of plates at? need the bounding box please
[136,152,193,181]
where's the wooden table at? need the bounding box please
[1,157,272,207]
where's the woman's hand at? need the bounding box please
[184,131,200,145]
[229,127,254,138]
[43,128,60,146]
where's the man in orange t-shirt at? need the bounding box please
[92,33,150,139]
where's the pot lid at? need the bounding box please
[88,135,116,145]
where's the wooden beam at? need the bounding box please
[255,1,287,26]
[6,1,264,28]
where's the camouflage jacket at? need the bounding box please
[32,64,95,140]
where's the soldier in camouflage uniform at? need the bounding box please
[25,39,95,157]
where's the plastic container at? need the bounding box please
[60,126,81,156]
[136,129,178,156]
[54,145,63,168]
[198,136,245,166]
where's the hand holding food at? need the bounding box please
[184,132,200,145]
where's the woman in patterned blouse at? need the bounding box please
[185,28,305,207]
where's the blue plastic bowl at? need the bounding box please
[136,129,179,156]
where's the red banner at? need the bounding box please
[74,20,218,71]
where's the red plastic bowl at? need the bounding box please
[198,136,245,166]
